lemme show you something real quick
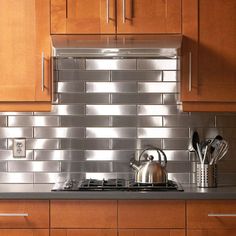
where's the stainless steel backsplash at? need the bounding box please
[0,57,236,185]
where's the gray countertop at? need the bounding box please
[0,184,236,199]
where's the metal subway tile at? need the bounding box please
[58,70,110,82]
[189,113,216,127]
[163,115,190,127]
[0,139,7,149]
[86,128,136,138]
[166,162,191,173]
[8,116,60,127]
[86,82,137,93]
[0,112,33,116]
[113,162,131,172]
[0,116,7,127]
[138,117,162,127]
[218,160,236,172]
[138,105,181,116]
[85,150,134,161]
[60,139,110,150]
[26,139,60,150]
[136,139,162,149]
[86,59,136,70]
[218,173,236,185]
[86,105,136,116]
[0,128,33,138]
[0,173,33,183]
[0,162,7,172]
[137,59,177,70]
[35,150,84,161]
[138,128,189,138]
[35,105,85,116]
[57,82,85,93]
[168,173,190,184]
[85,172,133,180]
[34,127,85,138]
[0,150,33,160]
[56,58,85,70]
[60,116,110,127]
[164,150,189,161]
[111,71,162,82]
[215,115,236,127]
[138,82,177,93]
[163,94,178,104]
[111,117,137,127]
[34,173,63,183]
[8,161,60,172]
[111,139,137,149]
[59,94,109,104]
[163,71,178,82]
[163,139,189,150]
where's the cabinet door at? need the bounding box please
[0,0,51,102]
[51,0,116,34]
[51,229,117,236]
[0,230,48,236]
[181,0,236,111]
[188,230,236,236]
[119,229,185,236]
[117,0,181,34]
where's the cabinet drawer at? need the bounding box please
[51,200,117,228]
[0,200,49,228]
[187,200,236,229]
[119,229,185,236]
[51,229,117,236]
[118,200,185,228]
[0,229,48,236]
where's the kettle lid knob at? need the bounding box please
[148,155,154,161]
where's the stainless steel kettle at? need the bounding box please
[130,147,168,184]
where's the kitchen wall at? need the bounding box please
[0,57,236,185]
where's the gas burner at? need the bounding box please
[52,178,183,192]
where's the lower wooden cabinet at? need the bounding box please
[188,230,236,236]
[119,229,185,236]
[51,229,117,236]
[0,229,48,236]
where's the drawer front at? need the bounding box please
[0,230,48,236]
[51,200,117,228]
[187,200,236,229]
[119,229,185,236]
[0,200,49,228]
[51,229,117,236]
[188,229,236,236]
[118,200,185,228]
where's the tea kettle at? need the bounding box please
[130,147,168,184]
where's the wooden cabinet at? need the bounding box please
[50,229,117,236]
[119,229,185,236]
[0,230,48,236]
[181,0,236,111]
[0,0,51,111]
[51,0,181,34]
[187,200,236,236]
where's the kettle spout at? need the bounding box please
[130,158,140,171]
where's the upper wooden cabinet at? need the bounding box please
[181,0,236,111]
[0,0,51,111]
[51,0,181,34]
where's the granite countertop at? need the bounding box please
[0,184,236,199]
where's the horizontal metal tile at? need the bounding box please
[86,128,136,138]
[111,117,137,127]
[0,128,33,138]
[8,161,60,172]
[138,105,181,116]
[8,116,60,127]
[163,139,190,150]
[56,58,85,70]
[136,139,162,149]
[138,117,162,127]
[58,70,110,82]
[59,94,109,104]
[86,82,137,93]
[35,150,84,161]
[0,162,7,172]
[0,112,33,116]
[218,173,236,185]
[166,161,190,173]
[111,94,162,104]
[60,139,110,150]
[86,105,136,116]
[137,59,177,70]
[34,127,84,138]
[60,116,109,127]
[0,150,33,160]
[85,150,133,161]
[164,150,189,161]
[163,71,178,82]
[218,160,236,172]
[168,173,190,184]
[85,172,133,180]
[138,82,177,93]
[111,139,137,149]
[86,59,136,70]
[216,115,236,127]
[27,139,60,150]
[0,173,33,183]
[35,105,85,116]
[0,139,7,149]
[112,71,162,82]
[57,82,85,93]
[163,94,178,104]
[138,128,188,138]
[34,173,69,183]
[0,116,7,126]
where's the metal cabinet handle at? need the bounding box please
[0,213,29,217]
[66,0,68,18]
[188,51,192,92]
[208,213,236,217]
[106,0,110,23]
[122,0,126,23]
[41,51,45,92]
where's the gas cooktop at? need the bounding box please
[52,178,184,192]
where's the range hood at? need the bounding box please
[52,35,182,58]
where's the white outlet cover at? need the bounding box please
[13,139,26,158]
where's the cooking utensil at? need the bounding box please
[210,135,223,154]
[192,131,203,163]
[210,140,228,165]
[130,146,167,184]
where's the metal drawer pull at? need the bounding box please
[188,51,192,92]
[106,0,110,23]
[42,51,45,92]
[0,213,29,217]
[208,213,236,217]
[122,0,126,23]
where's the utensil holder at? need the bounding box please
[196,163,217,188]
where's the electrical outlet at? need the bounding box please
[13,139,26,158]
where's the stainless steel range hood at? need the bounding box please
[52,35,182,58]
